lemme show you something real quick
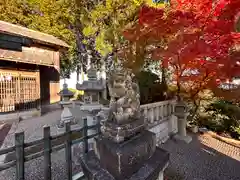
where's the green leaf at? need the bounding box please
[83,25,97,36]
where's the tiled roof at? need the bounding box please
[0,20,69,48]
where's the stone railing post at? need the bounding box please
[160,105,164,120]
[171,100,176,114]
[156,106,160,121]
[163,104,167,118]
[168,100,178,135]
[143,107,148,122]
[150,106,154,124]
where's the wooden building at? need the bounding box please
[0,20,69,117]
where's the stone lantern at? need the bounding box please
[76,66,105,105]
[173,97,192,143]
[174,100,188,116]
[57,83,75,128]
[76,65,105,149]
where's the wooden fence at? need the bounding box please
[0,118,100,180]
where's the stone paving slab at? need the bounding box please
[159,133,240,180]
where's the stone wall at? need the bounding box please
[140,100,178,144]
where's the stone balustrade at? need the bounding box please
[140,100,178,144]
[73,99,178,145]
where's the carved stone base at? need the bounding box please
[80,131,169,180]
[58,106,75,128]
[96,131,156,179]
[101,118,145,143]
[80,148,169,180]
[173,134,192,144]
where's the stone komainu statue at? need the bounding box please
[107,67,141,123]
[100,67,145,143]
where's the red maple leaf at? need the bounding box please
[123,0,240,101]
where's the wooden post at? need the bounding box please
[83,117,88,153]
[15,132,24,180]
[43,126,51,180]
[65,122,72,180]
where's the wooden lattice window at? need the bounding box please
[0,69,40,113]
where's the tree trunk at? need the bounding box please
[176,80,181,101]
[76,64,80,83]
[191,100,200,122]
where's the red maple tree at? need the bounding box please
[123,0,240,103]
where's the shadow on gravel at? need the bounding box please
[159,133,240,180]
[0,124,11,147]
[164,166,184,180]
[40,103,62,116]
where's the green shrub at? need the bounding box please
[232,126,240,134]
[135,71,167,104]
[60,88,84,100]
[76,93,83,100]
[231,126,240,139]
[197,114,225,132]
[67,88,77,94]
[205,100,240,130]
[200,100,240,138]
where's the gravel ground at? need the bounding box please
[0,106,87,180]
[1,108,240,180]
[159,133,240,180]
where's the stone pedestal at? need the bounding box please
[61,106,73,121]
[80,104,104,150]
[101,118,145,143]
[168,115,178,135]
[173,113,192,143]
[173,99,192,144]
[80,130,169,180]
[58,102,75,128]
[86,115,98,150]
